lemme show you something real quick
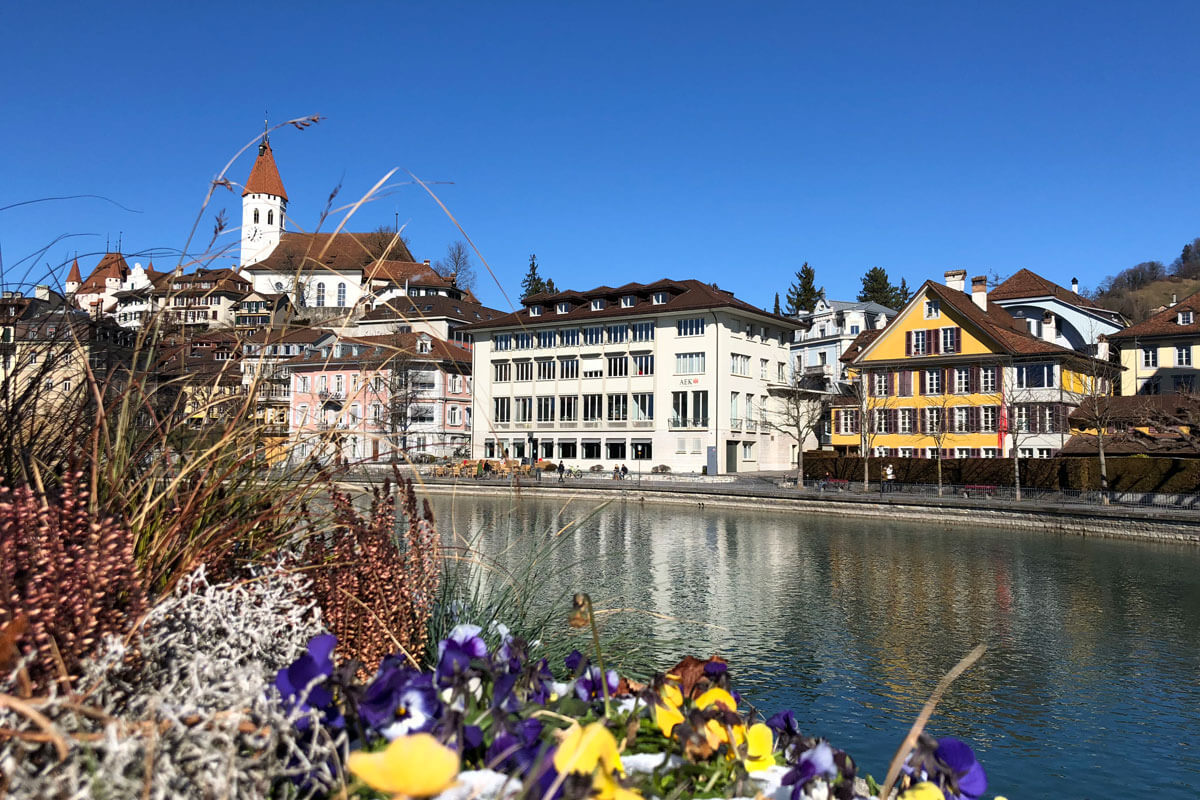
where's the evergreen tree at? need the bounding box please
[785,263,823,315]
[896,277,912,307]
[544,278,558,293]
[773,292,781,315]
[520,254,546,299]
[858,266,904,309]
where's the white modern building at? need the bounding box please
[462,279,801,474]
[986,268,1126,354]
[790,298,896,389]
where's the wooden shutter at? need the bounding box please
[889,409,899,433]
[905,331,912,356]
[900,370,912,397]
[970,405,981,432]
[954,328,962,353]
[890,371,898,396]
[971,447,981,458]
[919,370,926,395]
[834,410,842,434]
[930,329,940,354]
[969,365,980,394]
[944,368,953,395]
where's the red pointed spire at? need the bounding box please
[242,137,288,201]
[67,258,82,284]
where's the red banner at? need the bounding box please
[997,404,1008,450]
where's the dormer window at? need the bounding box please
[621,296,635,308]
[591,299,604,311]
[1179,311,1193,325]
[529,305,542,317]
[556,301,570,314]
[417,338,432,354]
[652,292,667,305]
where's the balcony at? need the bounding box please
[669,416,709,430]
[804,364,833,376]
[318,390,344,402]
[729,416,743,430]
[744,419,758,432]
[257,387,292,402]
[631,420,654,428]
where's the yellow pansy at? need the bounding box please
[743,723,774,771]
[347,733,459,797]
[694,687,738,713]
[593,767,645,800]
[653,680,685,736]
[900,782,945,800]
[553,722,624,776]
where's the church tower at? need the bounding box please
[240,130,288,266]
[65,258,82,295]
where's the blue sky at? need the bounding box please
[2,2,1199,312]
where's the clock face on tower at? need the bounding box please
[247,226,261,242]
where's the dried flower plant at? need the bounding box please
[0,470,146,692]
[304,469,441,672]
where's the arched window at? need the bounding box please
[316,282,326,306]
[267,210,274,225]
[337,283,346,307]
[253,208,260,224]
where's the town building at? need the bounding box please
[285,332,472,464]
[1107,289,1200,395]
[462,279,799,473]
[790,298,896,389]
[986,268,1126,353]
[832,271,1121,459]
[350,291,504,348]
[151,268,252,329]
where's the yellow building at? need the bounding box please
[1107,289,1200,395]
[832,271,1121,459]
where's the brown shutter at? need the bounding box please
[900,370,912,397]
[919,370,926,395]
[970,365,980,393]
[890,371,898,396]
[889,409,899,433]
[954,327,962,353]
[944,368,953,395]
[905,331,912,356]
[930,329,940,354]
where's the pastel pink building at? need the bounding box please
[286,332,471,464]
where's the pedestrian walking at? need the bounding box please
[557,461,566,482]
[620,464,629,480]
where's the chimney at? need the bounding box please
[874,313,887,330]
[971,275,987,311]
[944,269,967,293]
[1171,294,1178,306]
[1095,334,1110,361]
[1042,310,1057,343]
[424,259,431,267]
[1071,277,1079,294]
[35,285,50,301]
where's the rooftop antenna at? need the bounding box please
[117,231,122,252]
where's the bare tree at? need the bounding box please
[363,224,414,262]
[383,347,433,461]
[849,368,895,490]
[768,370,835,487]
[1061,349,1124,502]
[920,391,960,497]
[433,240,477,292]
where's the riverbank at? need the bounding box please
[349,470,1200,544]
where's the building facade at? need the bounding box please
[986,268,1126,353]
[1108,289,1200,395]
[463,279,799,473]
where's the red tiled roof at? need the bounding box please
[285,332,471,368]
[1107,289,1200,340]
[989,268,1100,309]
[242,140,288,201]
[242,232,417,273]
[361,294,503,324]
[78,253,130,293]
[67,258,82,284]
[364,260,449,286]
[461,278,796,332]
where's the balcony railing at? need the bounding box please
[730,417,743,430]
[669,416,709,430]
[631,420,654,428]
[804,364,832,376]
[318,390,344,402]
[257,388,292,401]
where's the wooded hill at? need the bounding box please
[1083,235,1200,322]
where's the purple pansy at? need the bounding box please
[436,623,489,686]
[275,633,343,730]
[767,709,801,736]
[359,657,441,739]
[574,665,619,703]
[564,649,585,673]
[488,719,560,800]
[782,741,838,800]
[936,737,987,800]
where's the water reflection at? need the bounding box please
[428,492,1200,798]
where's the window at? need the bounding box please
[631,321,655,341]
[582,441,602,459]
[911,330,927,355]
[1177,346,1192,367]
[676,318,706,337]
[298,375,310,392]
[898,408,914,433]
[760,359,769,379]
[267,209,274,225]
[560,328,579,346]
[941,327,961,354]
[494,334,512,351]
[924,299,940,319]
[1179,311,1193,325]
[253,208,260,224]
[742,442,754,460]
[538,330,556,348]
[1016,363,1055,388]
[583,326,604,345]
[556,302,570,314]
[899,447,914,457]
[652,292,667,305]
[515,362,533,381]
[981,406,997,432]
[1019,447,1035,458]
[676,352,705,374]
[621,295,635,308]
[607,355,628,377]
[512,397,532,423]
[560,358,579,379]
[633,354,654,375]
[371,403,383,421]
[607,394,628,421]
[981,366,997,393]
[606,441,627,459]
[337,283,346,307]
[583,394,603,421]
[955,367,970,394]
[981,448,999,459]
[590,299,604,311]
[1015,405,1030,432]
[730,353,750,375]
[514,332,533,349]
[1037,447,1053,459]
[873,371,890,396]
[537,360,555,380]
[953,407,970,433]
[607,324,627,343]
[837,409,858,435]
[529,305,542,317]
[316,282,326,306]
[1142,348,1158,368]
[873,409,889,434]
[850,325,860,335]
[334,375,344,394]
[537,396,555,421]
[632,392,654,420]
[633,441,653,460]
[582,359,603,379]
[493,397,511,423]
[1175,375,1195,392]
[560,395,578,420]
[450,374,464,393]
[924,407,942,433]
[924,369,942,395]
[955,447,972,458]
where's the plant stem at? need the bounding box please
[584,595,612,720]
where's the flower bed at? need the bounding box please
[277,623,996,800]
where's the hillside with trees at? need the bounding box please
[1087,235,1200,322]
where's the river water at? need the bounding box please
[426,491,1200,799]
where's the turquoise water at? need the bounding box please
[427,492,1200,799]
